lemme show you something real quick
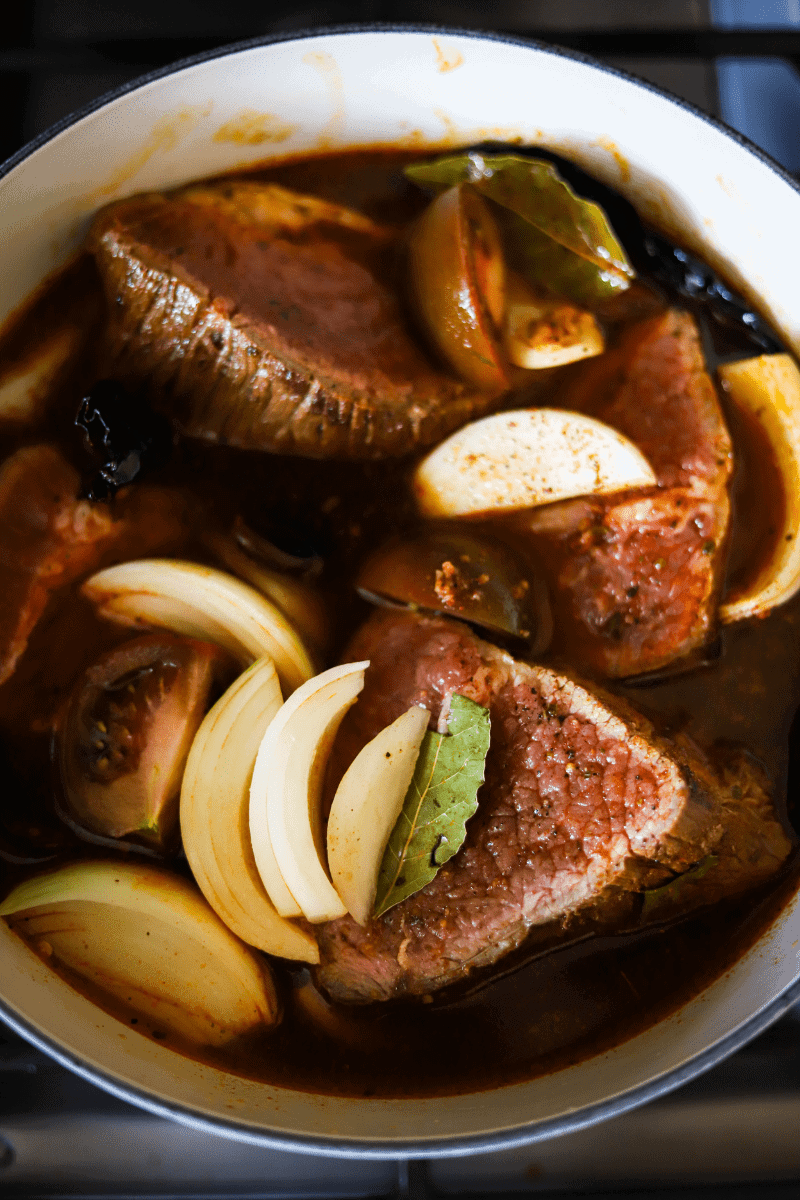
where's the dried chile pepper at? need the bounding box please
[76,380,173,500]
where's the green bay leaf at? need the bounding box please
[502,211,631,308]
[372,694,490,919]
[641,855,719,920]
[405,152,634,305]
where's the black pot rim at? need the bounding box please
[1,21,799,1160]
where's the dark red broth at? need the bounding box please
[0,149,797,1098]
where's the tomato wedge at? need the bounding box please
[58,633,224,850]
[408,184,510,389]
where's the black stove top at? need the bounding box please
[2,2,800,1195]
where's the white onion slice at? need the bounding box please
[327,705,429,925]
[82,559,315,695]
[0,861,278,1045]
[250,662,368,923]
[180,656,318,962]
[413,408,656,518]
[504,272,604,370]
[719,353,800,623]
[0,327,81,421]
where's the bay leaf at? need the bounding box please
[641,855,719,920]
[372,694,490,918]
[405,152,634,305]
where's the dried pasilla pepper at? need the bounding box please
[76,379,173,500]
[637,231,781,352]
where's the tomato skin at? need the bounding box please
[58,633,224,850]
[355,529,551,651]
[408,184,510,389]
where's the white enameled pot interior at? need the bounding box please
[1,29,799,1153]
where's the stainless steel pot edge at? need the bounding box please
[1,21,800,1158]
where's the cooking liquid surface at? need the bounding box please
[0,150,798,1099]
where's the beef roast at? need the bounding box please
[525,310,733,676]
[316,611,790,1003]
[636,750,792,922]
[89,182,505,460]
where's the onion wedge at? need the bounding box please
[82,559,315,695]
[327,705,430,925]
[413,408,656,518]
[0,327,81,421]
[250,662,368,924]
[504,272,604,369]
[0,861,279,1046]
[719,353,800,623]
[180,656,318,962]
[207,534,328,652]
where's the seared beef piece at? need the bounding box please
[0,445,190,687]
[317,611,789,1003]
[89,182,505,460]
[638,751,792,921]
[525,311,733,677]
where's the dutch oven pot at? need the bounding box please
[1,26,799,1158]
